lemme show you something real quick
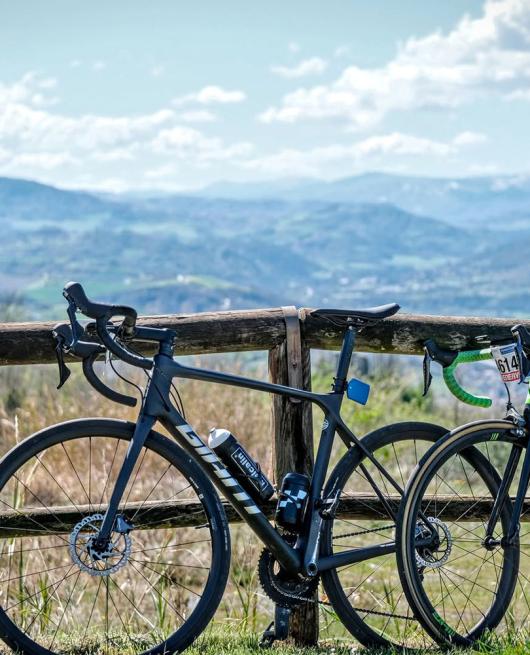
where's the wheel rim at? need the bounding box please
[403,432,520,644]
[0,429,217,654]
[321,426,442,649]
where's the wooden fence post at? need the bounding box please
[268,307,318,645]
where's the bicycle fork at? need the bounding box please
[95,413,156,545]
[484,441,530,548]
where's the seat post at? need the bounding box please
[332,324,356,394]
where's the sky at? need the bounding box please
[0,0,529,191]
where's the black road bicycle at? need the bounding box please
[397,326,530,647]
[0,283,446,654]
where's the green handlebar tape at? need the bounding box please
[442,349,493,408]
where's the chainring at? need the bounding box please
[258,548,319,608]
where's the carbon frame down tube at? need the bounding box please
[96,344,415,576]
[160,405,302,574]
[159,353,413,573]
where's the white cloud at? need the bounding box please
[0,73,252,183]
[173,85,246,106]
[260,0,530,128]
[240,131,484,177]
[145,163,176,179]
[92,60,107,72]
[69,59,82,69]
[288,42,300,53]
[177,110,217,123]
[270,57,328,79]
[152,126,252,161]
[452,131,488,146]
[150,65,165,78]
[334,45,351,59]
[9,152,78,169]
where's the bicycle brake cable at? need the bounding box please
[108,353,146,405]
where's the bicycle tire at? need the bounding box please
[320,421,448,649]
[0,418,230,655]
[396,420,519,647]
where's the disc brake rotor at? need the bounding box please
[69,513,131,577]
[416,517,452,569]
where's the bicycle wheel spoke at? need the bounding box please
[323,429,443,649]
[400,431,523,645]
[0,429,223,655]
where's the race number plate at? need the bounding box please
[491,343,520,382]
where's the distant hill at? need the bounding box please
[0,174,529,320]
[0,177,109,222]
[200,172,530,228]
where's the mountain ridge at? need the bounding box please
[0,174,528,319]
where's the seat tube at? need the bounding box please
[333,325,356,393]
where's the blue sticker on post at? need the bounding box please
[347,378,370,405]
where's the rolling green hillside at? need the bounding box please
[0,174,528,319]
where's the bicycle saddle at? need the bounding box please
[312,303,400,322]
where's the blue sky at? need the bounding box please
[0,0,529,191]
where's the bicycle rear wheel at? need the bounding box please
[397,420,521,647]
[320,421,448,649]
[0,418,230,655]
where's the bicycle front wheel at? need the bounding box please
[0,418,230,655]
[320,421,448,650]
[397,420,521,647]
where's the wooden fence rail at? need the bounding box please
[1,496,527,539]
[1,307,529,366]
[1,305,528,645]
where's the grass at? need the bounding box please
[1,627,530,655]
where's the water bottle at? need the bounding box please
[275,472,310,531]
[208,428,274,502]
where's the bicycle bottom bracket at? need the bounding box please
[69,513,132,576]
[415,517,452,569]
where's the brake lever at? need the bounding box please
[66,299,85,342]
[52,326,71,390]
[422,347,433,397]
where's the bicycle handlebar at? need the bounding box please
[52,321,138,407]
[441,349,493,408]
[82,352,137,407]
[64,281,137,335]
[63,281,153,370]
[423,339,493,408]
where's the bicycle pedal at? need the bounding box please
[259,606,291,647]
[259,622,275,649]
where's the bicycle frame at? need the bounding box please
[96,327,411,578]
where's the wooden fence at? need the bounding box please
[0,306,528,644]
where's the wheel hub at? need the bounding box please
[69,513,132,577]
[415,517,452,569]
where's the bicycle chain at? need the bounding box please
[264,569,412,620]
[332,523,395,541]
[259,526,414,622]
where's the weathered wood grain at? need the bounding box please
[269,338,317,645]
[0,495,521,539]
[2,309,529,366]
